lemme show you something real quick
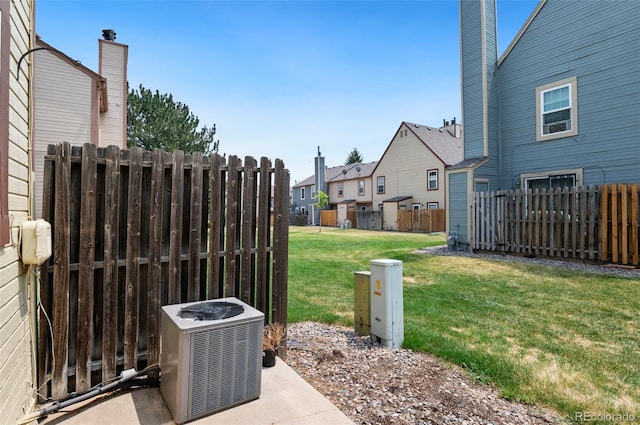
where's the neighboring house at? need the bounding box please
[32,30,128,217]
[0,0,36,423]
[291,147,377,226]
[372,120,462,230]
[327,161,377,226]
[291,150,339,225]
[448,0,640,247]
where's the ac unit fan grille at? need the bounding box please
[189,320,262,418]
[178,301,244,321]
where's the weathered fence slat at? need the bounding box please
[168,150,184,305]
[256,157,271,318]
[76,144,97,392]
[272,159,289,327]
[39,143,289,399]
[124,148,143,369]
[208,153,225,299]
[187,152,204,302]
[146,149,163,377]
[225,155,241,297]
[52,143,71,399]
[241,156,257,305]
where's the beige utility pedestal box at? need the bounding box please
[353,271,371,335]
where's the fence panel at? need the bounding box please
[38,142,289,400]
[321,209,337,226]
[397,209,445,233]
[601,183,639,266]
[472,184,640,267]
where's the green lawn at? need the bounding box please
[287,226,640,424]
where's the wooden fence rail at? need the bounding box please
[472,184,639,266]
[38,142,289,400]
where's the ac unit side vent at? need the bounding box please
[189,320,261,418]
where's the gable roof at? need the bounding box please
[327,161,377,182]
[36,36,109,112]
[293,161,377,188]
[497,0,547,67]
[372,121,463,177]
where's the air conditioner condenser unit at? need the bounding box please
[160,297,264,424]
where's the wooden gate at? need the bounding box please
[38,143,290,400]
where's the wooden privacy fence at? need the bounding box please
[320,209,337,227]
[38,142,290,401]
[601,184,639,266]
[472,184,639,266]
[398,209,445,233]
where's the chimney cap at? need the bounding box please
[102,29,116,41]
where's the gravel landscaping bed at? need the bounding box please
[286,322,562,425]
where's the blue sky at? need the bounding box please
[36,0,539,184]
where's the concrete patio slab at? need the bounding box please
[36,358,353,425]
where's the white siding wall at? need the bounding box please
[99,40,127,148]
[1,0,35,423]
[33,50,93,217]
[328,177,373,206]
[372,129,446,209]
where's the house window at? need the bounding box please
[377,176,385,194]
[524,173,576,190]
[311,184,315,198]
[412,203,421,210]
[536,76,578,141]
[337,183,344,197]
[300,187,305,200]
[427,169,438,190]
[358,180,365,196]
[427,202,439,209]
[0,4,10,245]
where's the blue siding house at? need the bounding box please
[448,0,640,246]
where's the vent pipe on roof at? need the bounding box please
[102,29,116,41]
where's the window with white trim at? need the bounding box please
[536,77,578,141]
[377,176,385,194]
[427,169,438,190]
[300,187,305,200]
[412,203,421,210]
[311,184,315,198]
[358,180,365,196]
[427,202,439,209]
[337,182,344,197]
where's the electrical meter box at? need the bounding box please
[21,219,52,265]
[370,259,403,348]
[353,271,371,336]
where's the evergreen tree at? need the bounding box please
[345,148,363,165]
[127,84,219,154]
